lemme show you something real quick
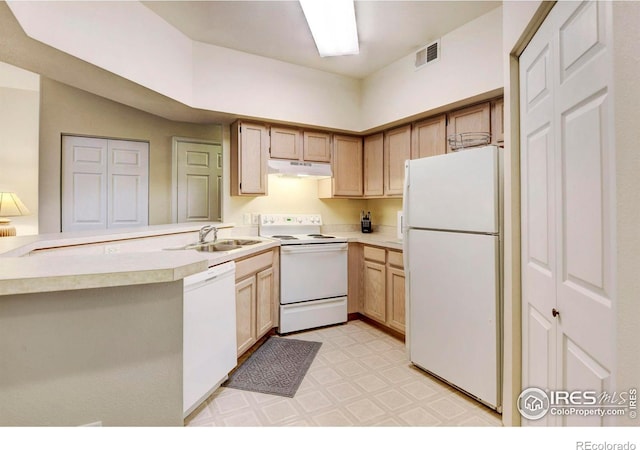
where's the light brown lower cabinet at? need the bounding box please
[256,267,275,337]
[386,266,406,334]
[363,260,386,322]
[234,249,278,357]
[235,276,257,356]
[361,245,405,335]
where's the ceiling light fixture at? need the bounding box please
[299,0,359,57]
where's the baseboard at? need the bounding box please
[349,313,406,343]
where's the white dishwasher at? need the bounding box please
[183,261,236,418]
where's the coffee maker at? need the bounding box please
[360,211,372,233]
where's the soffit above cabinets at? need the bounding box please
[142,0,501,79]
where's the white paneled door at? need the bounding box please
[174,139,222,223]
[520,1,615,426]
[62,136,149,232]
[107,140,149,229]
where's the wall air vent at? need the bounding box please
[415,39,440,70]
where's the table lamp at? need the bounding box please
[0,192,30,237]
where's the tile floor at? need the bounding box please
[186,319,502,427]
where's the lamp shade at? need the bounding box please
[0,192,30,217]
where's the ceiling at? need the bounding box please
[143,0,501,79]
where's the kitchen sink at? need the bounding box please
[195,242,243,252]
[225,239,262,246]
[194,239,262,252]
[165,238,264,252]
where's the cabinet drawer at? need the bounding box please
[387,251,403,268]
[235,250,273,280]
[363,246,386,263]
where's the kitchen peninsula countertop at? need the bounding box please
[0,223,278,296]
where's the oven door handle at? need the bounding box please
[280,243,348,254]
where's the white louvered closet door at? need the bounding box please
[520,0,615,426]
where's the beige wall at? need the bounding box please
[365,198,403,228]
[225,175,367,228]
[0,62,39,236]
[612,0,640,427]
[360,6,503,130]
[8,1,362,132]
[0,281,184,426]
[39,78,222,233]
[7,1,505,133]
[38,79,366,233]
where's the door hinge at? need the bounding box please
[239,182,242,190]
[239,126,242,133]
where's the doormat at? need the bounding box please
[223,336,322,398]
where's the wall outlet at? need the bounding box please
[104,244,120,254]
[243,213,252,225]
[251,213,260,225]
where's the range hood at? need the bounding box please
[267,159,332,178]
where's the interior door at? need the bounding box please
[62,136,108,232]
[553,1,615,426]
[520,0,615,426]
[107,139,149,228]
[175,139,222,222]
[519,7,558,427]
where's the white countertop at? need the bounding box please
[0,222,234,257]
[0,251,208,296]
[0,223,400,297]
[0,223,278,296]
[339,231,404,251]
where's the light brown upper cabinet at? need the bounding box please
[363,133,384,197]
[446,101,491,152]
[411,114,447,159]
[303,131,332,162]
[491,98,504,145]
[319,134,362,198]
[384,125,411,196]
[270,126,302,160]
[231,121,269,196]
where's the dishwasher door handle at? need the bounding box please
[184,261,235,288]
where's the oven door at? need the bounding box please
[280,242,348,304]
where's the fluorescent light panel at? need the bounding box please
[300,0,359,57]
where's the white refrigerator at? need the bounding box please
[403,145,501,411]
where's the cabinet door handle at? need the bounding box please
[552,308,560,318]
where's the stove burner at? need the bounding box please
[308,234,335,239]
[272,235,298,240]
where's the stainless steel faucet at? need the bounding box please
[198,225,217,244]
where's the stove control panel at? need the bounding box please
[260,214,322,226]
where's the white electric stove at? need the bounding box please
[259,214,348,334]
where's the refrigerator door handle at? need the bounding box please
[402,160,410,271]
